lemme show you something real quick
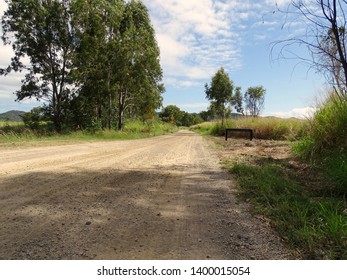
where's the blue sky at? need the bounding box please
[0,0,325,118]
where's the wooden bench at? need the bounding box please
[225,128,253,141]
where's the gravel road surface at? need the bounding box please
[0,130,293,259]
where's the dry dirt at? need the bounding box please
[0,130,295,260]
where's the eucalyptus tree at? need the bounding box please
[116,0,164,130]
[71,0,125,129]
[232,86,244,115]
[204,67,234,125]
[1,0,75,131]
[244,86,266,117]
[72,0,163,130]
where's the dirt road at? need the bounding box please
[0,130,293,259]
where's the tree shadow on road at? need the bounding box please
[0,166,294,260]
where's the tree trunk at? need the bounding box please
[118,88,126,131]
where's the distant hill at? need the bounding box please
[0,110,26,122]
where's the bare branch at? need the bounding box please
[272,0,347,98]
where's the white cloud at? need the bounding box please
[165,77,202,88]
[265,0,291,7]
[267,107,317,119]
[178,102,209,109]
[143,0,249,88]
[163,102,209,112]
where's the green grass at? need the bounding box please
[0,119,177,147]
[191,117,308,140]
[226,158,347,259]
[293,93,347,192]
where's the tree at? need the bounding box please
[273,0,347,98]
[21,107,48,130]
[71,0,164,131]
[232,86,244,115]
[244,86,266,117]
[71,0,125,130]
[160,105,202,127]
[181,112,202,127]
[199,110,211,121]
[159,105,184,125]
[1,0,75,131]
[205,67,233,125]
[1,0,164,132]
[115,0,164,130]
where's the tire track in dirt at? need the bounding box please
[0,130,295,259]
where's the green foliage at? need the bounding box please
[227,160,347,259]
[232,86,244,114]
[2,0,75,131]
[1,0,164,132]
[159,105,202,127]
[198,110,211,122]
[308,94,347,153]
[294,92,347,191]
[244,86,266,117]
[205,67,234,123]
[0,119,177,145]
[21,107,48,130]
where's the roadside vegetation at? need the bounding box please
[227,157,347,259]
[1,0,164,132]
[192,97,347,259]
[0,118,177,147]
[191,117,307,141]
[293,93,347,190]
[192,0,347,259]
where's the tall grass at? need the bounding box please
[303,94,347,154]
[0,119,177,146]
[293,93,347,191]
[191,117,307,140]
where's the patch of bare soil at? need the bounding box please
[0,131,296,259]
[213,136,324,194]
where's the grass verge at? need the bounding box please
[293,93,347,192]
[191,117,307,140]
[0,119,178,147]
[225,157,347,259]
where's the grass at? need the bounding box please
[194,111,347,259]
[293,93,347,192]
[191,117,308,140]
[226,158,347,259]
[0,119,177,147]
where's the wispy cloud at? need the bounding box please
[143,0,287,89]
[143,0,251,87]
[169,102,210,112]
[267,107,317,119]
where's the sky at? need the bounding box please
[0,0,326,118]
